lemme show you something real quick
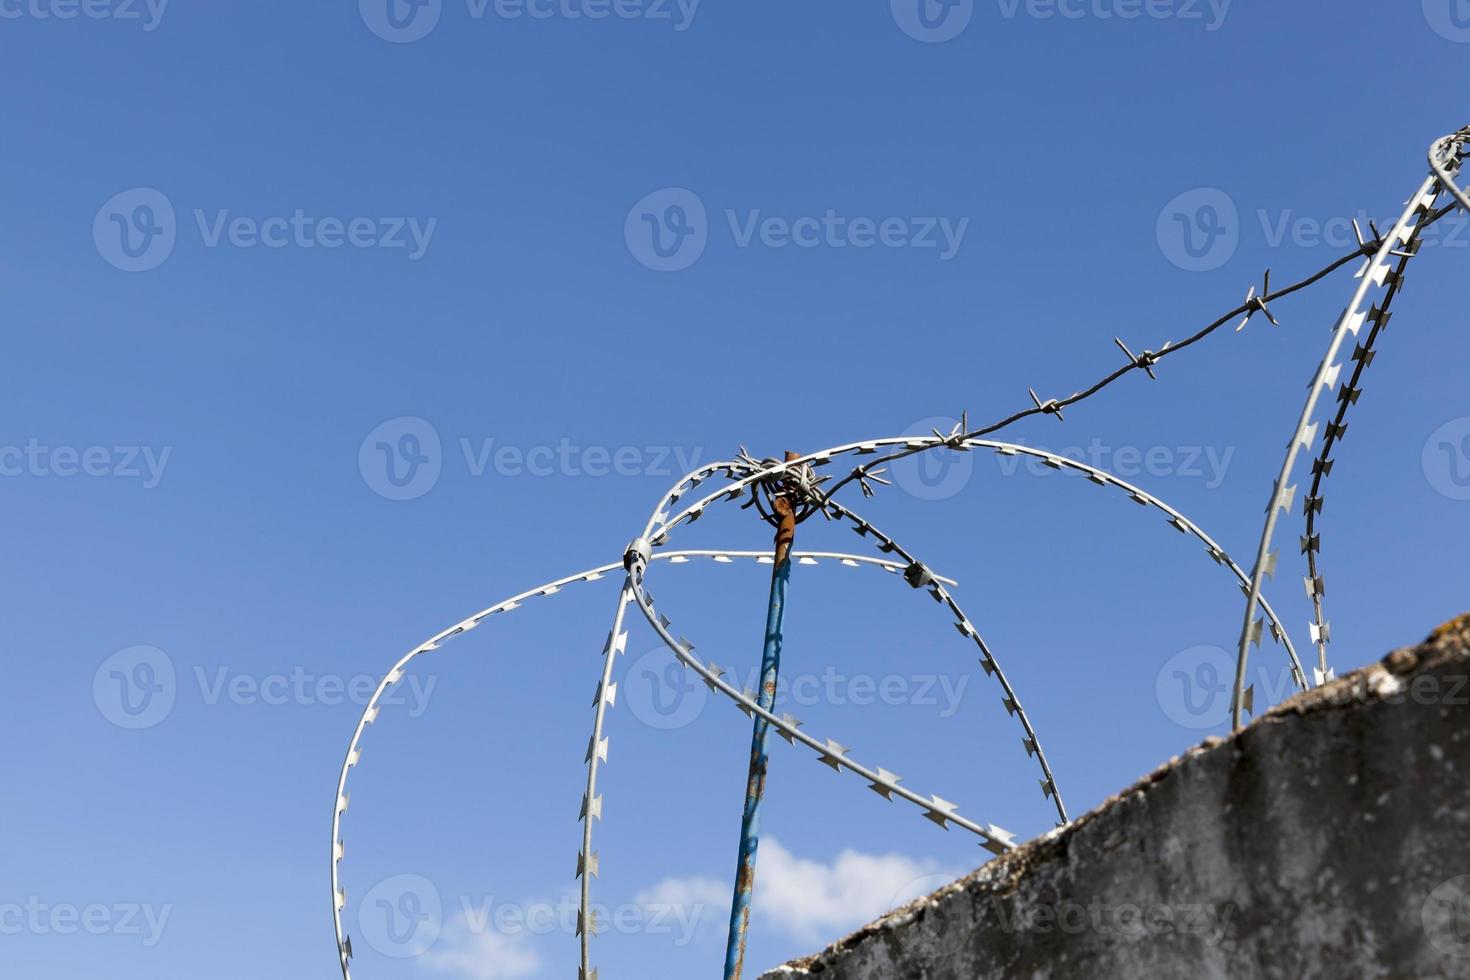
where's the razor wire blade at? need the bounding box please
[331,126,1470,980]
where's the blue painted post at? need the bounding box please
[723,472,797,980]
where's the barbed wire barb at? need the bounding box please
[1236,270,1279,332]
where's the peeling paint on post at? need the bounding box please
[724,452,800,980]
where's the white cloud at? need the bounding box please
[418,841,958,979]
[752,839,957,942]
[424,912,541,980]
[638,839,959,946]
[633,875,731,944]
[634,875,729,911]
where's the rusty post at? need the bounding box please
[723,452,799,980]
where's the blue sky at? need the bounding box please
[3,2,1469,978]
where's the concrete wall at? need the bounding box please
[762,615,1470,980]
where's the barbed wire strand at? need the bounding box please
[814,201,1462,510]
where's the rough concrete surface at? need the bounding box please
[762,614,1470,980]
